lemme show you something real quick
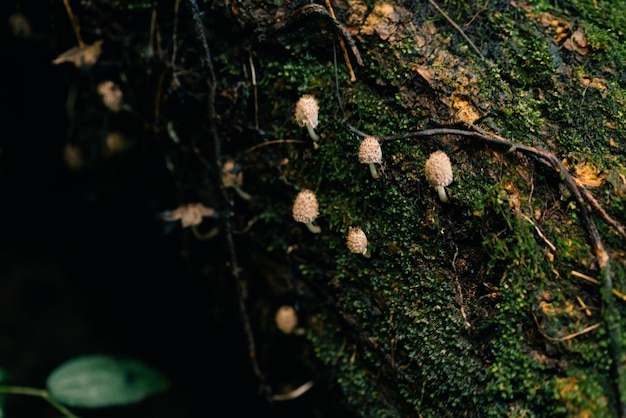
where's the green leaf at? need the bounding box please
[46,355,169,408]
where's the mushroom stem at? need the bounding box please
[306,125,319,143]
[233,186,252,201]
[305,222,321,234]
[436,186,448,203]
[368,163,379,179]
[363,249,372,258]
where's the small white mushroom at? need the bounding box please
[294,94,320,145]
[97,80,124,112]
[221,159,252,200]
[292,189,321,233]
[425,150,453,203]
[358,136,382,179]
[346,226,370,258]
[275,305,298,334]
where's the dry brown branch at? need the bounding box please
[572,270,626,302]
[574,178,626,240]
[185,0,269,397]
[576,296,593,317]
[62,0,84,47]
[532,312,601,342]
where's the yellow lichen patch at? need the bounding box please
[556,376,580,397]
[574,161,605,187]
[578,73,608,96]
[555,376,608,417]
[360,3,415,42]
[344,0,369,31]
[538,13,572,43]
[451,95,481,125]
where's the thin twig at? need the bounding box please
[185,0,269,397]
[324,0,356,82]
[249,52,259,130]
[572,270,626,302]
[148,7,157,58]
[62,0,84,47]
[262,4,363,67]
[574,178,626,240]
[171,0,181,71]
[333,42,347,119]
[454,277,472,328]
[576,295,593,317]
[522,214,556,252]
[427,0,484,60]
[0,386,78,418]
[244,139,306,153]
[532,314,601,342]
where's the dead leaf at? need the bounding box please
[451,95,481,125]
[575,161,605,187]
[345,0,369,29]
[360,3,415,42]
[52,40,103,68]
[580,76,607,92]
[415,66,434,84]
[563,29,588,55]
[361,3,397,40]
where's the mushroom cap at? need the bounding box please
[221,158,243,188]
[275,305,298,334]
[346,226,368,255]
[97,80,123,112]
[294,94,319,129]
[292,189,319,224]
[164,203,215,228]
[358,136,382,164]
[425,150,453,188]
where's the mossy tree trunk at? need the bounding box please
[40,0,626,416]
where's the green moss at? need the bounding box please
[250,1,626,415]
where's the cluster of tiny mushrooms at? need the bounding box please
[292,94,454,258]
[275,94,453,335]
[166,93,455,335]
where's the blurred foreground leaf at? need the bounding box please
[46,355,169,408]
